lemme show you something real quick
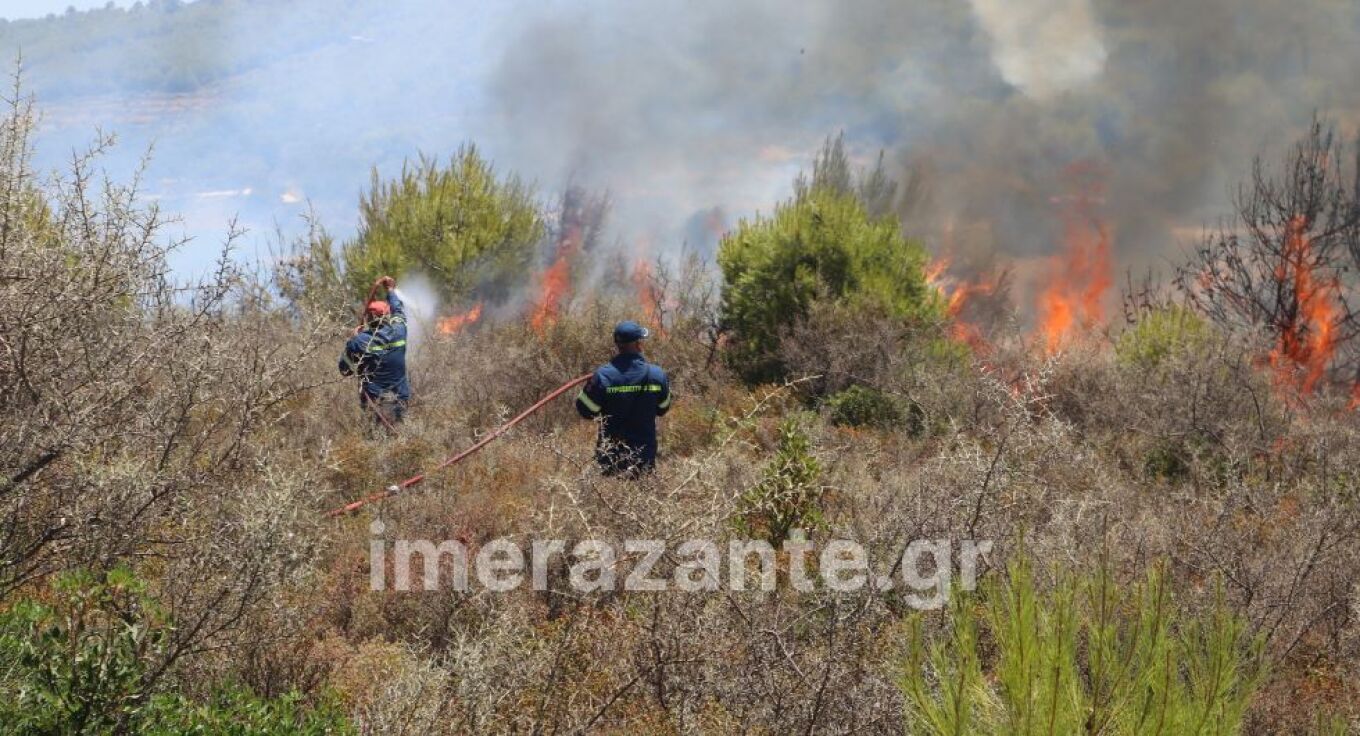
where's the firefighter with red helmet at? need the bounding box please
[339,276,410,424]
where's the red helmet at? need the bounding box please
[365,300,391,318]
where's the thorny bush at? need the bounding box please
[1,81,1359,733]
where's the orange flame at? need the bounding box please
[1038,210,1112,354]
[438,302,483,335]
[1268,215,1340,394]
[529,224,583,333]
[926,256,997,353]
[945,277,999,352]
[631,259,663,330]
[924,256,951,289]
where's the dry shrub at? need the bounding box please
[7,71,1360,732]
[330,639,450,735]
[0,81,341,714]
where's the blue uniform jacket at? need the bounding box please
[575,352,672,469]
[338,290,410,401]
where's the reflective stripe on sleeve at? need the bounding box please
[576,389,602,413]
[365,339,407,353]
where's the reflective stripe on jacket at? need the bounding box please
[575,352,671,468]
[338,290,410,400]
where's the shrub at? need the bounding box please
[142,689,351,735]
[343,146,545,303]
[900,557,1266,735]
[273,211,349,321]
[1142,440,1193,481]
[1116,305,1211,369]
[0,568,350,735]
[734,418,824,544]
[0,568,162,733]
[718,185,939,384]
[824,384,919,433]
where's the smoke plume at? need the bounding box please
[486,0,1360,306]
[15,0,1360,311]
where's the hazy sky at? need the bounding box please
[2,1,137,21]
[13,0,1360,286]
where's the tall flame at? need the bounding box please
[438,302,483,335]
[926,256,998,353]
[1269,215,1340,394]
[529,223,583,333]
[631,259,663,330]
[946,277,999,352]
[1038,205,1112,354]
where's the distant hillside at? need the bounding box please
[7,1,504,276]
[0,0,382,99]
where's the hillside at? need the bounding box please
[1,1,369,99]
[5,1,505,276]
[3,3,1360,733]
[4,84,1360,731]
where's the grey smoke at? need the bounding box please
[486,0,1360,290]
[17,0,1360,302]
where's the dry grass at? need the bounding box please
[4,87,1359,734]
[271,302,1359,733]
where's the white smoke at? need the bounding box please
[389,273,441,358]
[967,0,1108,100]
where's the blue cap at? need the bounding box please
[613,320,650,343]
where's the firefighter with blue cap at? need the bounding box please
[339,275,410,426]
[576,320,672,475]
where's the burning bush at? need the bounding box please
[1179,118,1360,398]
